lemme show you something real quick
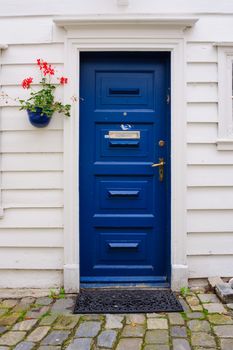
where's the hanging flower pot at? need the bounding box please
[18,59,71,128]
[27,108,51,128]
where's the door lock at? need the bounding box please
[151,158,165,181]
[158,140,165,147]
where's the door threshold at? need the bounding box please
[80,282,170,288]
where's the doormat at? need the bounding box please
[73,289,183,314]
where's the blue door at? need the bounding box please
[80,52,170,285]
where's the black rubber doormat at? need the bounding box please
[73,289,183,314]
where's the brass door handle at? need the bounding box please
[151,159,166,167]
[151,158,165,181]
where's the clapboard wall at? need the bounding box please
[0,0,233,287]
[186,41,233,278]
[0,41,65,287]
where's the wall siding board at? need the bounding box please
[1,131,63,153]
[187,144,233,165]
[187,63,218,83]
[188,256,233,278]
[187,210,233,233]
[0,18,53,44]
[0,228,63,248]
[0,208,63,228]
[1,153,63,171]
[1,44,64,64]
[2,172,63,189]
[2,189,63,207]
[186,43,217,63]
[187,83,218,103]
[185,17,233,42]
[188,187,233,209]
[187,232,233,255]
[0,247,63,269]
[0,270,62,288]
[187,123,217,144]
[187,103,218,123]
[188,165,233,186]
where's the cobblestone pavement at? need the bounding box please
[0,291,233,349]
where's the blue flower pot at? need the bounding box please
[27,108,51,128]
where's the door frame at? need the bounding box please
[55,17,196,292]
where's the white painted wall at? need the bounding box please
[0,0,233,288]
[0,42,65,287]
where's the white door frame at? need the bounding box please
[54,16,197,292]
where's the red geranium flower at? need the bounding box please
[46,65,55,76]
[22,77,33,89]
[60,76,68,85]
[37,59,55,76]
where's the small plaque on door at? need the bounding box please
[108,131,140,139]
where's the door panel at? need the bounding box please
[80,52,170,284]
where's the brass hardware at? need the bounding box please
[151,158,165,167]
[158,140,165,147]
[108,131,140,139]
[152,158,165,182]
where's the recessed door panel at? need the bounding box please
[96,124,152,159]
[97,178,153,213]
[96,71,155,109]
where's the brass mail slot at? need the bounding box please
[108,131,140,139]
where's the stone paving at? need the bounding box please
[0,291,232,349]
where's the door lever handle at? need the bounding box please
[151,158,165,182]
[151,159,166,167]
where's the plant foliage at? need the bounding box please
[19,59,71,117]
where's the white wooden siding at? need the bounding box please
[188,166,233,186]
[0,247,63,269]
[0,270,62,288]
[187,232,233,255]
[0,208,63,228]
[187,103,218,123]
[1,44,64,64]
[186,41,233,278]
[187,123,217,143]
[188,256,233,278]
[187,63,218,83]
[188,188,233,209]
[186,42,218,63]
[0,229,63,247]
[1,131,63,153]
[2,153,63,171]
[2,189,63,207]
[187,144,233,165]
[0,41,64,287]
[187,83,218,103]
[2,172,63,189]
[0,18,54,44]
